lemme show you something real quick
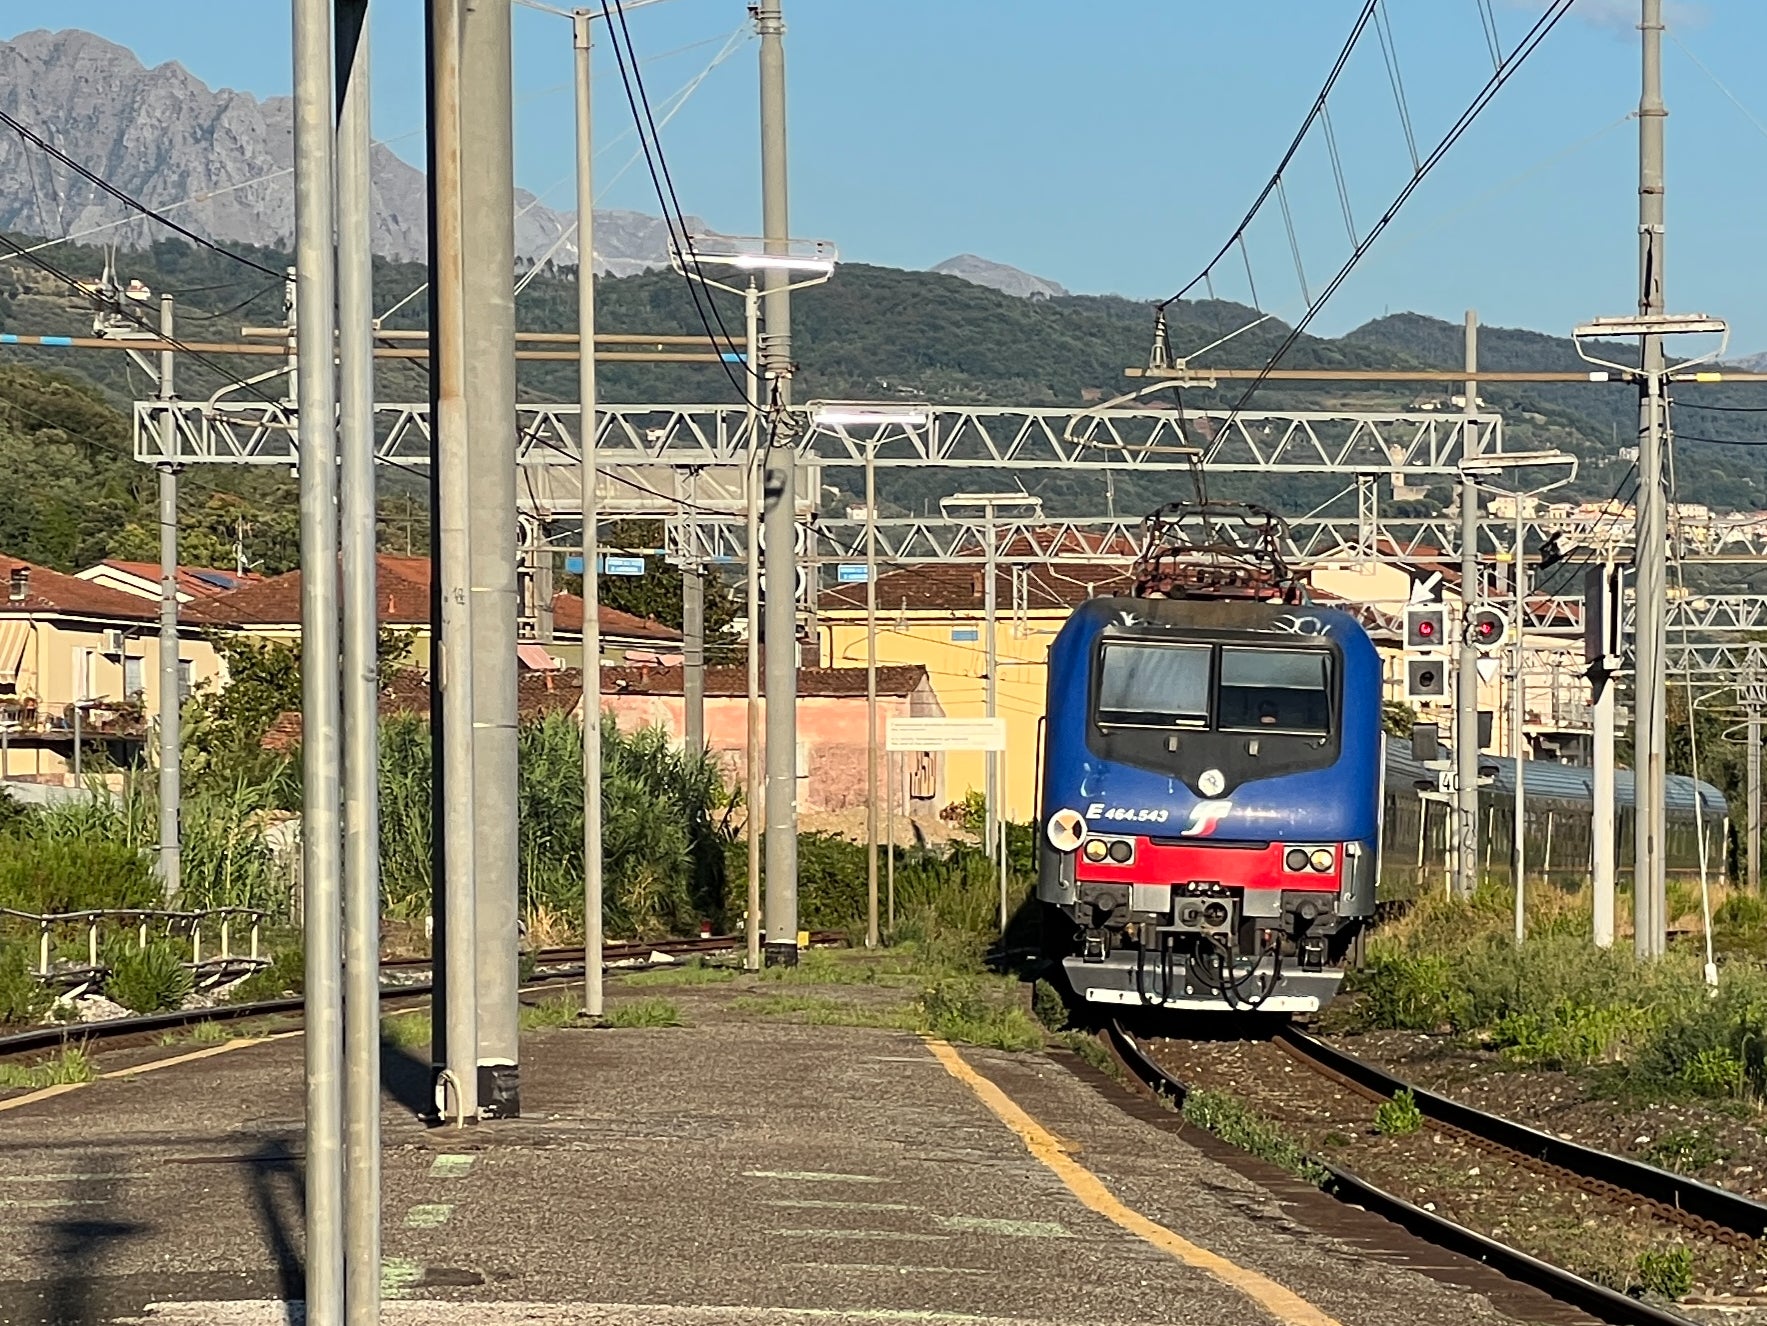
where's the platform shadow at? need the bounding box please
[381,1033,435,1119]
[41,1161,144,1326]
[245,1137,305,1306]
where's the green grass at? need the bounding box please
[105,941,195,1014]
[1054,1030,1124,1084]
[1182,1088,1332,1186]
[1641,1128,1730,1173]
[733,974,1046,1053]
[156,1019,234,1046]
[0,1046,94,1089]
[519,992,584,1029]
[619,959,740,988]
[1341,888,1767,1104]
[1634,1246,1695,1300]
[605,998,684,1028]
[380,1011,431,1049]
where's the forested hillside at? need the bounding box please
[0,232,1760,580]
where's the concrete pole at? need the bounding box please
[743,282,762,971]
[985,504,1003,931]
[574,9,605,1020]
[293,0,344,1313]
[1635,0,1669,959]
[460,0,521,1117]
[683,485,705,754]
[1592,585,1617,946]
[757,0,799,967]
[335,2,380,1317]
[427,0,478,1121]
[1455,311,1480,899]
[155,294,181,905]
[1512,508,1527,943]
[865,446,879,949]
[1749,677,1762,893]
[886,750,896,931]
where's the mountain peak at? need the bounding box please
[930,254,1068,300]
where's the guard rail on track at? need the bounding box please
[0,930,839,1060]
[1277,1026,1767,1243]
[1104,1021,1698,1326]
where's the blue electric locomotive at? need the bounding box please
[1036,504,1383,1014]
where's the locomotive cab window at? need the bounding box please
[1217,647,1331,735]
[1095,642,1211,728]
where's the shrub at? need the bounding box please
[1487,1000,1650,1069]
[1032,979,1069,1031]
[225,939,304,1004]
[0,834,157,914]
[1373,1088,1424,1137]
[105,940,194,1013]
[0,939,50,1026]
[916,978,1044,1052]
[1342,947,1456,1030]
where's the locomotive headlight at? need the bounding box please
[1083,838,1110,863]
[1046,807,1086,853]
[1309,847,1335,873]
[1106,839,1134,864]
[1284,848,1309,872]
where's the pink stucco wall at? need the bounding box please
[599,692,930,813]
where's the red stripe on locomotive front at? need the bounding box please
[1076,839,1340,891]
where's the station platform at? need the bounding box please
[0,974,1561,1326]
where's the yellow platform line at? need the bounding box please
[923,1037,1342,1326]
[0,1029,302,1115]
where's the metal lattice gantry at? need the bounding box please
[133,399,1505,475]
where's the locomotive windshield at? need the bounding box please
[1092,640,1335,736]
[1217,647,1331,734]
[1095,643,1210,728]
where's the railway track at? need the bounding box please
[1104,1020,1759,1326]
[0,931,824,1061]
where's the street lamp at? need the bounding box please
[938,491,1045,932]
[808,401,933,947]
[1458,448,1575,943]
[673,236,837,971]
[1573,312,1729,962]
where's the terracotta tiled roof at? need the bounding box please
[0,555,159,621]
[821,562,1133,613]
[549,593,683,643]
[83,561,263,599]
[187,555,434,627]
[263,667,581,751]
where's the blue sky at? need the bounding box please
[11,1,1767,347]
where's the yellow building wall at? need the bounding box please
[821,610,1068,823]
[0,618,223,777]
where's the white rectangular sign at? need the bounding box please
[886,717,1007,753]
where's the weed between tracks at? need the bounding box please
[1179,1088,1332,1186]
[0,1046,93,1089]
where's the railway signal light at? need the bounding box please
[1467,607,1508,652]
[1405,657,1447,701]
[1404,604,1446,651]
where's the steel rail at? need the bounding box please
[1275,1026,1767,1242]
[0,931,820,1060]
[1103,1021,1696,1326]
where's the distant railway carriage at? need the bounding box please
[1036,587,1384,1016]
[1380,745,1729,893]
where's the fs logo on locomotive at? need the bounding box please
[1178,799,1233,837]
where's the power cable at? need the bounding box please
[0,107,282,279]
[1160,0,1379,310]
[1208,0,1577,431]
[602,0,751,403]
[0,228,442,487]
[1373,0,1420,172]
